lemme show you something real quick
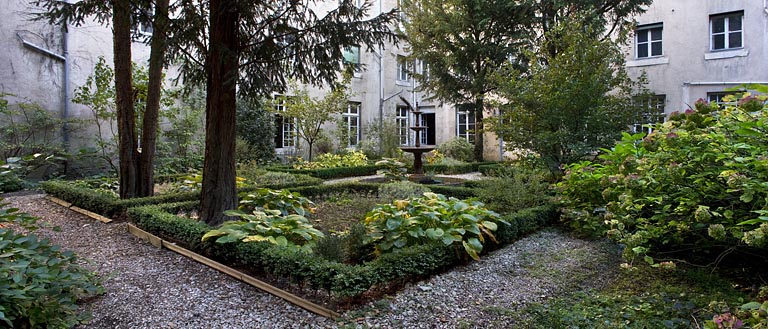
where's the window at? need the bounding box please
[456,106,476,143]
[418,60,430,82]
[631,95,666,134]
[274,97,297,148]
[636,23,662,58]
[397,56,411,82]
[343,102,361,146]
[343,46,360,69]
[132,5,154,36]
[708,91,740,107]
[710,11,743,51]
[396,105,410,145]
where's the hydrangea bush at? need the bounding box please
[558,92,768,263]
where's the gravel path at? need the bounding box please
[4,192,621,328]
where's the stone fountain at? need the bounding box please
[398,96,435,180]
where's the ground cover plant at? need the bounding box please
[518,264,753,328]
[0,200,103,328]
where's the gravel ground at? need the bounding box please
[4,192,621,328]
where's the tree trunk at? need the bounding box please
[138,0,170,197]
[200,0,239,226]
[113,0,138,199]
[473,96,485,162]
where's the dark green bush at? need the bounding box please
[267,165,383,179]
[0,172,24,193]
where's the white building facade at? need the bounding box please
[625,0,768,119]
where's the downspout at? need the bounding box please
[62,25,70,153]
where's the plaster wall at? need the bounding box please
[625,0,768,113]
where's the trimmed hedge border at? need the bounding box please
[266,165,384,179]
[267,162,494,179]
[128,202,557,300]
[41,175,323,218]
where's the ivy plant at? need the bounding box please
[363,192,505,260]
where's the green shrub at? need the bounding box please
[437,138,474,163]
[475,166,553,213]
[558,93,768,262]
[0,201,102,328]
[378,181,431,200]
[364,192,505,260]
[0,172,24,193]
[268,164,383,179]
[293,151,369,169]
[375,158,408,181]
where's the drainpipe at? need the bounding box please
[682,81,768,109]
[62,25,70,153]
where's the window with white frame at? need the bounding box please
[397,56,411,82]
[419,60,430,82]
[631,95,666,134]
[396,105,410,145]
[343,45,361,71]
[273,97,297,148]
[131,5,154,36]
[456,106,476,143]
[710,11,743,51]
[708,91,740,107]
[636,23,662,58]
[343,102,361,146]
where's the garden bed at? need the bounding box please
[126,198,557,312]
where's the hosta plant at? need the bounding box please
[201,209,324,251]
[238,188,315,217]
[363,192,505,260]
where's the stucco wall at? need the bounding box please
[625,0,768,113]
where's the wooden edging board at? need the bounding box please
[126,223,340,319]
[46,196,113,223]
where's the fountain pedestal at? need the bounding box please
[398,97,435,181]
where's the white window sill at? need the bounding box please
[395,80,411,86]
[626,57,669,67]
[705,48,749,60]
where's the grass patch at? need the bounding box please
[311,195,384,233]
[516,264,749,328]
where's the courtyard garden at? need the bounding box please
[3,91,768,327]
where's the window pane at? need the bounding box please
[637,31,648,43]
[729,32,742,48]
[713,34,725,50]
[637,45,648,58]
[712,17,725,33]
[729,15,742,31]
[651,41,662,56]
[650,28,662,41]
[343,46,360,65]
